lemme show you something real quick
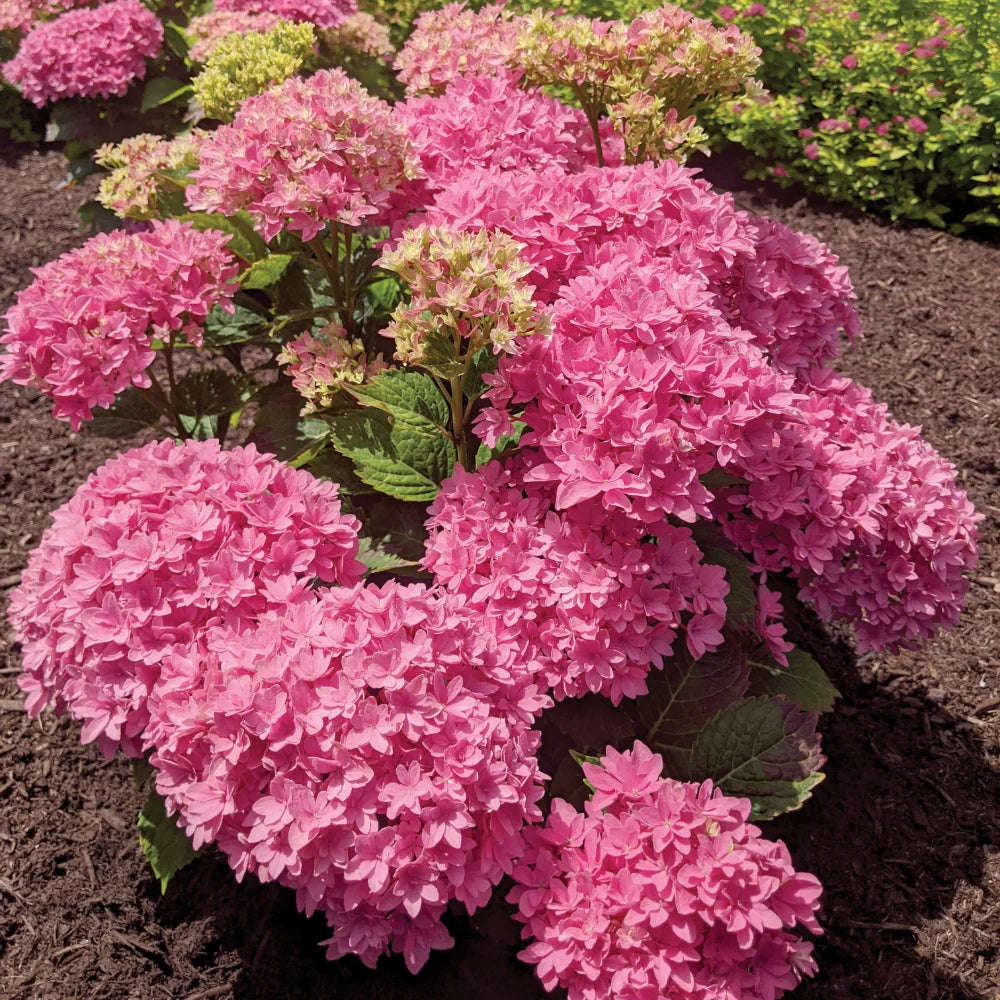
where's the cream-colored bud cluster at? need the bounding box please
[191,19,317,122]
[95,131,204,220]
[380,226,550,366]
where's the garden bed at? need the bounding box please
[0,147,997,1000]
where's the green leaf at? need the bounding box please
[165,22,190,59]
[241,254,294,290]
[635,641,750,752]
[329,407,455,501]
[682,696,826,820]
[177,211,269,263]
[202,303,266,347]
[465,344,500,401]
[174,369,245,419]
[140,77,192,113]
[417,327,466,379]
[137,784,201,894]
[88,388,163,438]
[344,370,451,436]
[248,382,332,467]
[356,535,422,575]
[363,498,430,563]
[748,647,840,713]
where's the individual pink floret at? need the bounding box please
[7,438,364,759]
[145,581,547,972]
[0,220,239,430]
[186,68,422,242]
[3,0,162,105]
[509,742,823,1000]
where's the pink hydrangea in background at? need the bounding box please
[395,73,619,197]
[187,68,422,241]
[7,438,364,759]
[186,9,287,62]
[394,2,520,96]
[0,220,239,429]
[213,0,356,30]
[146,581,547,972]
[0,0,84,33]
[3,0,162,105]
[509,742,823,1000]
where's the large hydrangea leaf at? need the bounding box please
[748,647,841,714]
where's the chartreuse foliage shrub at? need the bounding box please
[690,0,1000,230]
[0,7,982,999]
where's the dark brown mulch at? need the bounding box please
[0,149,997,1000]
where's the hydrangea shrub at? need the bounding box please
[0,7,983,996]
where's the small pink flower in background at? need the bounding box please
[913,46,936,58]
[213,0,356,30]
[841,53,857,69]
[857,116,871,129]
[798,127,815,138]
[893,113,905,123]
[876,122,891,135]
[804,143,819,160]
[896,41,911,54]
[847,9,860,18]
[744,2,767,16]
[908,115,928,133]
[717,5,737,21]
[774,163,789,176]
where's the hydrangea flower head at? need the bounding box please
[3,0,162,105]
[8,438,365,758]
[509,741,822,1000]
[186,68,422,241]
[213,0,356,30]
[146,581,547,971]
[191,19,317,122]
[320,11,393,64]
[278,321,386,413]
[379,225,550,363]
[394,2,520,96]
[186,9,288,62]
[0,221,239,428]
[96,131,205,221]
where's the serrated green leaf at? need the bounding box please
[165,22,190,59]
[174,369,245,419]
[636,641,750,752]
[356,535,422,575]
[88,388,163,438]
[241,254,294,290]
[137,784,201,894]
[248,382,332,466]
[202,303,266,346]
[416,326,466,379]
[682,696,825,820]
[140,77,191,113]
[748,647,840,713]
[344,370,451,436]
[464,344,500,401]
[329,407,455,501]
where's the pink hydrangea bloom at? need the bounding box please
[0,0,83,33]
[509,742,823,1000]
[7,438,364,759]
[0,220,239,429]
[187,68,422,241]
[394,2,520,96]
[3,0,162,105]
[395,73,619,198]
[213,0,356,30]
[186,10,287,62]
[145,581,547,972]
[424,454,728,703]
[804,142,819,159]
[841,53,857,69]
[907,115,928,133]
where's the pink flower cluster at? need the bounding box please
[146,581,546,972]
[510,743,822,1000]
[186,9,287,62]
[421,161,977,650]
[0,0,82,34]
[8,439,365,759]
[394,2,520,96]
[424,456,728,704]
[186,68,422,241]
[213,0,356,30]
[3,0,162,106]
[0,220,239,429]
[395,73,618,196]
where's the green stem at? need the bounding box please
[449,376,469,470]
